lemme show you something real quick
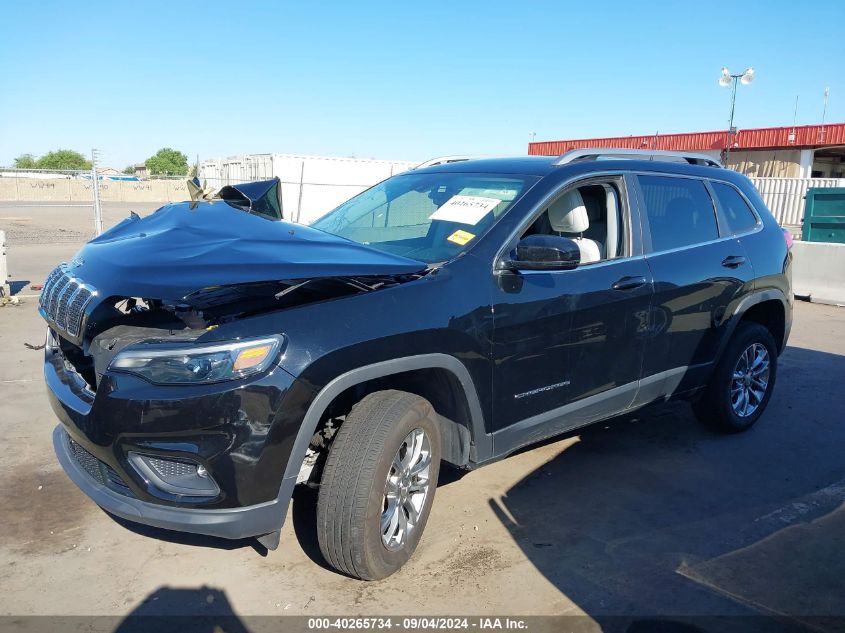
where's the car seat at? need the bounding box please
[547,189,603,263]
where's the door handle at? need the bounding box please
[721,255,746,269]
[611,275,647,291]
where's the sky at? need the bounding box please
[1,0,843,169]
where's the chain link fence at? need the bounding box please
[0,167,186,249]
[2,154,419,225]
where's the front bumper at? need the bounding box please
[53,425,285,539]
[44,327,313,541]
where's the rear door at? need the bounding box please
[633,173,755,403]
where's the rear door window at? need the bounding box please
[710,181,759,234]
[638,175,719,252]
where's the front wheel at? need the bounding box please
[316,390,441,580]
[693,322,778,433]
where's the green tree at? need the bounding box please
[123,165,136,175]
[14,153,38,168]
[36,149,91,170]
[144,147,189,176]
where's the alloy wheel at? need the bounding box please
[730,342,770,418]
[381,428,432,551]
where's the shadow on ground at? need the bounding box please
[493,345,845,632]
[113,586,250,633]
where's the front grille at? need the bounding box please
[66,288,94,336]
[66,434,134,498]
[104,467,133,496]
[68,436,103,483]
[40,264,97,339]
[145,456,198,479]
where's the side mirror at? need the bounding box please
[502,234,581,271]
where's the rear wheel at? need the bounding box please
[316,390,441,580]
[693,322,778,433]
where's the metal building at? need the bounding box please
[529,123,845,179]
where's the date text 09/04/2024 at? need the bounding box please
[307,617,528,630]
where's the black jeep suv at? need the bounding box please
[42,149,792,579]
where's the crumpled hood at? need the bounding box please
[70,200,426,300]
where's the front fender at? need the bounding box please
[268,353,490,536]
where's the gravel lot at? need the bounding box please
[0,201,162,245]
[1,202,844,631]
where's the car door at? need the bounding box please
[633,173,756,404]
[490,175,654,454]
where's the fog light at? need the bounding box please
[128,453,219,498]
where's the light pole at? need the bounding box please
[719,67,754,161]
[821,87,830,143]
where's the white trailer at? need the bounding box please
[198,153,417,224]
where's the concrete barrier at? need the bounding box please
[0,177,181,203]
[0,179,18,200]
[18,178,71,202]
[791,241,845,306]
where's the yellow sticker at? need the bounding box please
[447,229,476,246]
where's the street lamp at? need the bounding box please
[719,67,754,159]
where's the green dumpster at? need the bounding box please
[802,188,845,244]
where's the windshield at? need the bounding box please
[311,172,538,263]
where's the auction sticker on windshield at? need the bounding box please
[446,229,476,246]
[429,195,501,225]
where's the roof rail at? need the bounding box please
[554,148,722,168]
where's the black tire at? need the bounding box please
[316,390,441,580]
[693,322,778,433]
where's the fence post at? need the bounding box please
[91,149,104,235]
[0,230,9,297]
[296,160,305,223]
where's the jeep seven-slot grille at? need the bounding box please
[66,434,134,498]
[39,265,97,338]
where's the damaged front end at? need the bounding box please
[41,270,422,391]
[40,179,428,535]
[39,178,427,391]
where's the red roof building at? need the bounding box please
[529,123,845,178]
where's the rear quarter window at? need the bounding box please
[711,181,759,234]
[638,175,719,252]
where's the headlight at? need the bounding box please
[109,335,285,385]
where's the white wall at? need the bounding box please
[197,154,845,231]
[198,154,417,224]
[799,149,815,178]
[750,177,845,228]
